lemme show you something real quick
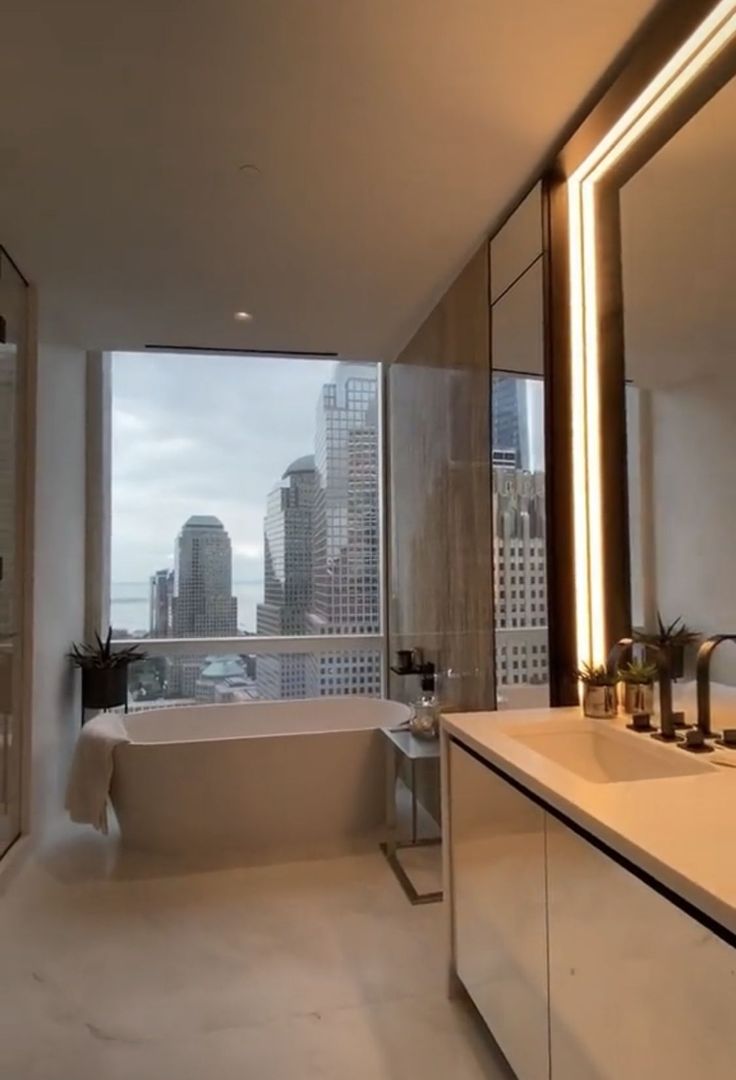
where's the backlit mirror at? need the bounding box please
[621,72,736,690]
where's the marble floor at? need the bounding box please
[0,828,513,1079]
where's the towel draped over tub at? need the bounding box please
[65,713,130,833]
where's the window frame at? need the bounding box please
[86,351,389,699]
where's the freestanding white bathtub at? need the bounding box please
[110,696,410,861]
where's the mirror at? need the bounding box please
[621,72,736,690]
[490,184,549,710]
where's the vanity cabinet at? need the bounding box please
[449,741,549,1080]
[448,739,736,1080]
[546,816,736,1080]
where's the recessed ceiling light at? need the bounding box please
[234,311,253,322]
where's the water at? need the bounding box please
[110,581,263,635]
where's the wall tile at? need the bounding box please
[388,245,493,711]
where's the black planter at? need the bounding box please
[665,644,685,681]
[81,665,129,712]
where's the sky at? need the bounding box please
[113,354,544,586]
[111,352,338,583]
[526,379,545,472]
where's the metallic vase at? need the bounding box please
[583,684,617,719]
[621,682,654,716]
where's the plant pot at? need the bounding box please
[621,681,654,716]
[664,644,685,681]
[82,665,129,712]
[583,684,617,719]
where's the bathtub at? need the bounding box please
[110,696,410,861]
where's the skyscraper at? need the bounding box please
[307,363,381,697]
[149,568,174,636]
[492,374,531,471]
[171,515,238,637]
[168,515,238,698]
[493,465,548,692]
[255,455,316,699]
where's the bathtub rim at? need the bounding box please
[118,695,412,746]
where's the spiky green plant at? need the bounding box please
[575,662,618,687]
[69,627,145,670]
[618,659,658,685]
[634,612,700,649]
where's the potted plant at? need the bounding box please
[618,659,658,715]
[69,628,145,714]
[576,663,618,719]
[633,613,700,681]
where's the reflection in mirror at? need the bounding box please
[490,187,549,710]
[621,73,736,704]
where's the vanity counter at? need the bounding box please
[443,707,736,939]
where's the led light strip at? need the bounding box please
[568,0,736,667]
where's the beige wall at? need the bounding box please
[641,367,736,684]
[388,243,493,712]
[31,331,86,834]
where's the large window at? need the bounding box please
[492,372,549,708]
[108,352,383,707]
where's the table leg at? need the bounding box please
[385,739,398,857]
[411,759,418,844]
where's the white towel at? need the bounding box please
[65,713,130,834]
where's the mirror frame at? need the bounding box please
[550,0,736,669]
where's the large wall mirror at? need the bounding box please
[614,33,736,703]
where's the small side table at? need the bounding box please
[380,726,442,905]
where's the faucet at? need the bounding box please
[391,648,436,693]
[696,634,736,738]
[606,637,681,740]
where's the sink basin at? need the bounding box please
[506,719,715,784]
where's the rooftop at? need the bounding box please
[199,657,247,680]
[282,454,316,479]
[182,515,224,530]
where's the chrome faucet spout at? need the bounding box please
[606,637,635,681]
[696,635,736,737]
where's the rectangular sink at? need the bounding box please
[506,720,715,784]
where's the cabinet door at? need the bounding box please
[547,816,736,1079]
[449,742,549,1080]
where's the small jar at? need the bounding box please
[409,693,440,739]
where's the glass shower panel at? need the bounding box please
[0,249,26,855]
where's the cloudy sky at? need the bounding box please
[111,352,338,584]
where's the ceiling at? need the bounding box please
[1,0,659,359]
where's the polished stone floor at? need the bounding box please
[0,827,513,1079]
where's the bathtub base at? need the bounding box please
[111,727,387,862]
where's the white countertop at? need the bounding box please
[443,706,736,937]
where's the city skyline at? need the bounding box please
[113,357,382,641]
[111,351,338,588]
[114,356,547,701]
[125,364,381,704]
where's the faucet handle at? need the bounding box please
[627,712,655,733]
[679,727,715,754]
